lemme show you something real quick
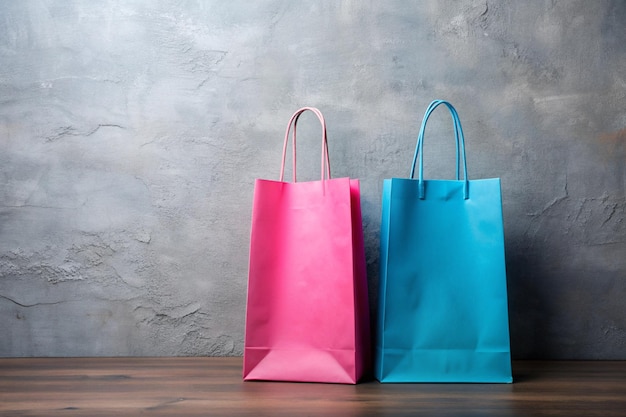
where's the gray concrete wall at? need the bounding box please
[1,1,624,359]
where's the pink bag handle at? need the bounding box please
[279,107,331,182]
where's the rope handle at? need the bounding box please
[279,107,331,182]
[410,100,469,199]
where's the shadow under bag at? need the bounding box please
[375,100,513,383]
[243,107,370,384]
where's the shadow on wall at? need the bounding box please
[506,234,557,359]
[505,193,626,360]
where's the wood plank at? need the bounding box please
[1,358,625,416]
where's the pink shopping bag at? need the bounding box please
[243,107,370,384]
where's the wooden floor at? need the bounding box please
[1,358,625,416]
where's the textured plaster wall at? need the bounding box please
[1,1,624,359]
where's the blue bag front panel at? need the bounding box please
[376,177,512,383]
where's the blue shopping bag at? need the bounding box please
[375,100,513,383]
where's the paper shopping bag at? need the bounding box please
[375,100,513,383]
[243,107,370,384]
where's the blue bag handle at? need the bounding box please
[412,99,462,181]
[410,100,469,200]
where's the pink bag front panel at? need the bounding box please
[244,177,368,384]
